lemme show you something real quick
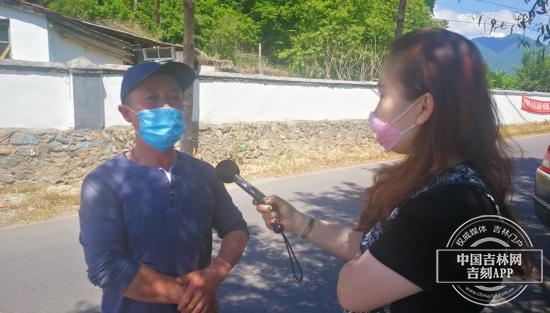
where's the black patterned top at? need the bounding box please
[344,162,500,313]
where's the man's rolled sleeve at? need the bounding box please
[79,173,140,294]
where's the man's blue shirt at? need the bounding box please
[79,152,248,313]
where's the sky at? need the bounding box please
[433,0,547,39]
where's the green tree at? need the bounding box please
[249,0,296,60]
[44,0,442,80]
[516,49,550,92]
[269,0,440,80]
[195,0,259,61]
[48,0,260,61]
[134,0,260,61]
[487,70,518,90]
[47,0,133,21]
[134,0,184,43]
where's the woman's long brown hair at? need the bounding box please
[357,28,518,232]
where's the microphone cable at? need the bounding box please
[281,231,303,281]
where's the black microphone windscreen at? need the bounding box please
[215,159,240,183]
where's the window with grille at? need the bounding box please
[0,19,10,59]
[142,46,175,62]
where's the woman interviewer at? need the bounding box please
[255,28,520,312]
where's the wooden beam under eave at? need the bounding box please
[58,30,134,63]
[0,43,10,59]
[51,24,134,63]
[47,15,133,51]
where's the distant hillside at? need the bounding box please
[471,34,537,74]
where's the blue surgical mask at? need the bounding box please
[127,107,186,151]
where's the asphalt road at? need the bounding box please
[1,133,549,313]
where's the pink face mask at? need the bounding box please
[368,98,421,152]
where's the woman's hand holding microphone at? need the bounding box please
[254,195,315,239]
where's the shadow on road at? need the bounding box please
[217,180,366,313]
[67,300,100,313]
[219,158,550,313]
[482,156,550,313]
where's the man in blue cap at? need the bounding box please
[79,61,249,313]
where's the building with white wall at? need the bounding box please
[0,0,182,64]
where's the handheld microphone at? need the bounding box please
[215,159,303,281]
[215,159,284,233]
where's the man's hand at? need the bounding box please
[176,230,247,313]
[176,258,230,313]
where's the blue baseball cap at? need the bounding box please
[120,61,196,103]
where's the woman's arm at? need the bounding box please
[256,195,422,311]
[299,216,363,260]
[337,250,422,312]
[256,195,363,260]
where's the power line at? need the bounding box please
[436,18,540,34]
[434,16,541,34]
[434,1,549,42]
[437,0,479,12]
[473,0,550,18]
[473,0,530,13]
[440,0,549,19]
[438,0,540,32]
[435,1,546,30]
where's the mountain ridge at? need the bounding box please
[471,34,538,74]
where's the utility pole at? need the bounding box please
[395,0,407,38]
[155,0,161,26]
[258,43,262,74]
[181,0,196,154]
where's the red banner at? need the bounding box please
[521,96,550,114]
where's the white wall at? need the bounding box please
[1,63,549,130]
[492,94,550,125]
[197,79,378,123]
[0,5,49,62]
[48,25,122,65]
[0,5,122,65]
[0,68,73,128]
[103,75,126,126]
[99,73,550,127]
[103,78,201,126]
[97,74,550,129]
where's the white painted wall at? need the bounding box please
[1,64,549,130]
[0,68,73,129]
[0,5,123,65]
[48,24,122,65]
[103,75,126,126]
[197,80,378,123]
[0,5,49,62]
[103,78,201,126]
[492,94,550,125]
[97,73,550,128]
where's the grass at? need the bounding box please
[0,121,549,228]
[240,145,401,178]
[501,121,550,138]
[0,184,80,228]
